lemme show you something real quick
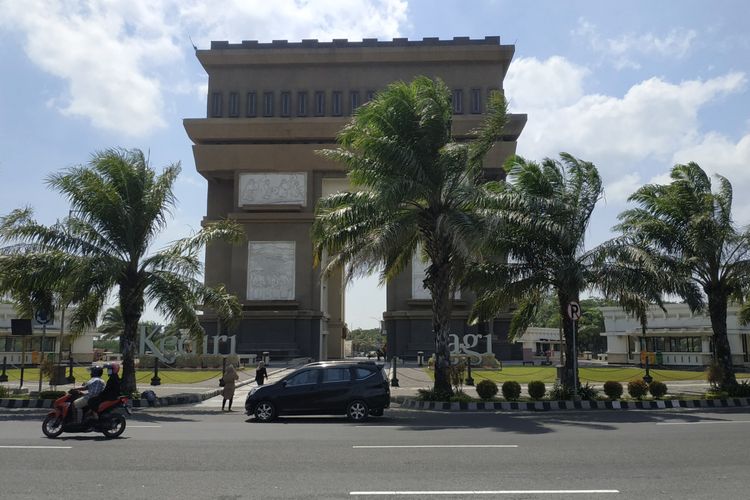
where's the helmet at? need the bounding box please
[106,362,120,375]
[90,365,104,377]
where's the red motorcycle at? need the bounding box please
[42,389,131,439]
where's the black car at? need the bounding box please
[245,361,390,422]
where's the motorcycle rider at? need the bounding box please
[71,365,105,422]
[86,363,121,417]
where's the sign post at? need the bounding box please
[566,302,582,397]
[35,310,52,392]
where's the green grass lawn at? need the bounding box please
[1,367,247,386]
[427,366,750,384]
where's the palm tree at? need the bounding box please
[0,148,243,394]
[615,162,750,389]
[468,153,605,389]
[312,77,510,396]
[97,306,124,341]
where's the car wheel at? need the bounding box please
[369,408,384,417]
[347,400,369,421]
[101,415,127,439]
[254,401,276,422]
[42,415,64,438]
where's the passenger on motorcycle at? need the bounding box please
[87,363,121,415]
[72,365,105,421]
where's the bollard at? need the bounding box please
[390,356,400,387]
[465,358,475,386]
[417,351,424,367]
[66,355,75,384]
[0,356,7,382]
[150,358,161,386]
[263,351,270,365]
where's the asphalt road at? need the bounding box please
[1,402,749,500]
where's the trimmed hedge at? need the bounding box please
[501,380,521,401]
[649,381,668,399]
[603,381,624,400]
[628,379,649,400]
[476,379,499,400]
[527,381,546,400]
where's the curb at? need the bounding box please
[1,367,291,410]
[392,396,750,411]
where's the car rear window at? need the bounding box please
[322,367,351,383]
[355,367,376,380]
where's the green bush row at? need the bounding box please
[418,379,674,402]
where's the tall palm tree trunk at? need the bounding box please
[120,279,144,395]
[558,293,578,389]
[707,292,737,389]
[429,252,454,396]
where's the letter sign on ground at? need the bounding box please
[567,301,581,321]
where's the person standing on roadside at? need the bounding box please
[221,364,239,411]
[255,360,268,386]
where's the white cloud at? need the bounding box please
[504,56,587,110]
[604,173,642,204]
[505,56,746,173]
[0,0,408,137]
[574,19,697,70]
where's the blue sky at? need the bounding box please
[1,1,749,329]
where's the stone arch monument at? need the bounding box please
[184,36,526,362]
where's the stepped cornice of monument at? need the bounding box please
[208,36,509,50]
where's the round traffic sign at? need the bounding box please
[35,309,52,325]
[567,302,581,321]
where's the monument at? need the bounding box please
[184,37,526,361]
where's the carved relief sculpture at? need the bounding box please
[247,241,296,300]
[239,173,307,206]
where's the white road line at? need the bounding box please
[352,445,518,449]
[656,420,750,426]
[350,490,619,496]
[128,425,162,428]
[0,446,72,449]
[355,425,470,428]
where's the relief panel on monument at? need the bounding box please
[247,241,296,300]
[238,173,307,207]
[411,253,461,300]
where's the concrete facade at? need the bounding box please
[601,304,750,368]
[185,37,526,361]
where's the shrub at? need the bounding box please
[417,388,451,401]
[577,382,599,401]
[603,381,624,400]
[476,379,499,400]
[649,381,668,399]
[450,391,473,403]
[549,383,574,400]
[527,381,546,400]
[501,380,521,401]
[38,390,66,400]
[628,379,649,400]
[705,360,724,390]
[449,358,466,393]
[0,385,9,398]
[728,380,750,398]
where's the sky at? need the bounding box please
[1,1,749,329]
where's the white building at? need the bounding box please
[601,304,750,368]
[516,326,563,363]
[0,303,96,364]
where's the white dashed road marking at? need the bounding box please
[656,420,750,425]
[350,490,619,496]
[352,444,518,449]
[0,445,72,449]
